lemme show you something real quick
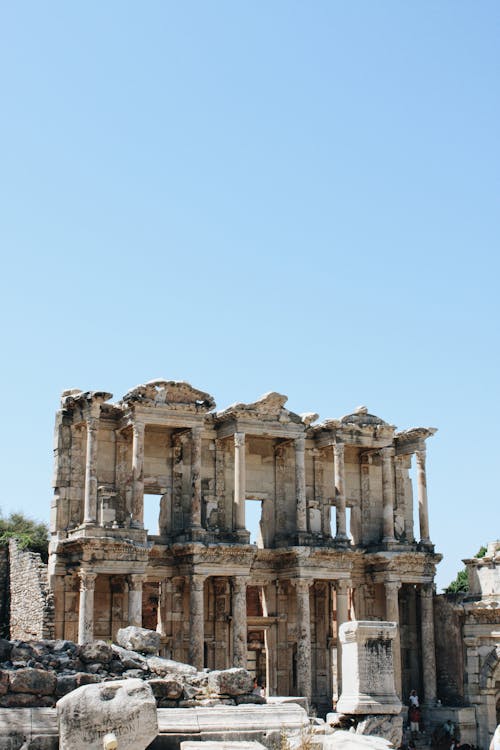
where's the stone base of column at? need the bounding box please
[130,520,144,529]
[189,527,206,542]
[382,539,400,550]
[334,533,351,546]
[295,531,313,546]
[235,530,251,544]
[418,539,434,551]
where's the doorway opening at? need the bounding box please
[143,494,161,535]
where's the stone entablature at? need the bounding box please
[49,380,441,714]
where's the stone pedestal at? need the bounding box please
[336,620,402,715]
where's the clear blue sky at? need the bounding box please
[0,1,498,591]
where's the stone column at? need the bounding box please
[333,443,348,541]
[384,579,402,697]
[191,426,202,529]
[335,579,350,697]
[128,574,145,627]
[381,447,396,543]
[415,449,431,544]
[78,570,97,644]
[131,421,145,528]
[234,432,246,531]
[294,579,312,701]
[189,574,205,670]
[83,417,99,525]
[232,576,248,668]
[295,435,307,534]
[420,582,437,704]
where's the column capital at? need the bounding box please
[420,581,434,598]
[234,431,245,448]
[132,419,145,436]
[295,435,305,450]
[79,570,97,591]
[232,575,250,593]
[385,579,402,593]
[191,424,203,437]
[380,446,395,460]
[335,579,351,595]
[191,574,206,592]
[292,578,314,593]
[415,447,427,460]
[128,574,146,590]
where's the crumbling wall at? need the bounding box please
[434,593,466,705]
[0,546,9,638]
[8,539,54,641]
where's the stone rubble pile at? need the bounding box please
[0,629,265,710]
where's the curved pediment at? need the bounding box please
[122,380,215,412]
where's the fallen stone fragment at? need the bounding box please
[116,626,161,655]
[9,668,57,695]
[149,677,184,699]
[207,668,253,696]
[146,655,196,676]
[78,640,113,664]
[57,678,158,750]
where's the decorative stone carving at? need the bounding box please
[336,621,402,715]
[122,380,215,411]
[57,678,158,750]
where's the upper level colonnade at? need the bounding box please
[52,380,437,549]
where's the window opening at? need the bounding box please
[246,499,263,547]
[143,494,161,535]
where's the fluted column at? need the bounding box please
[83,417,99,524]
[232,576,248,668]
[295,435,307,534]
[128,574,145,626]
[420,582,437,703]
[416,449,431,544]
[384,579,402,697]
[189,574,205,670]
[333,443,348,541]
[381,447,396,543]
[78,570,97,644]
[131,421,145,527]
[294,579,312,701]
[234,432,246,531]
[191,426,202,529]
[335,579,350,697]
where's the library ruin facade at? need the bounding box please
[48,380,441,715]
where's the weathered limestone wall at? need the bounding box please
[9,540,54,641]
[434,594,466,705]
[0,546,8,638]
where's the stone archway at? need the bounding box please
[478,646,500,749]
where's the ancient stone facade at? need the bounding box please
[48,380,441,715]
[434,541,500,749]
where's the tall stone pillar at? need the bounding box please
[232,576,248,668]
[83,417,99,525]
[295,435,307,534]
[381,447,396,543]
[78,570,97,644]
[234,432,246,532]
[128,574,145,627]
[415,449,431,544]
[420,582,437,704]
[189,574,205,670]
[384,579,402,697]
[131,421,145,528]
[333,443,348,542]
[335,579,350,698]
[294,579,312,701]
[190,426,202,530]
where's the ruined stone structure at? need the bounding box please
[48,380,441,715]
[434,541,500,749]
